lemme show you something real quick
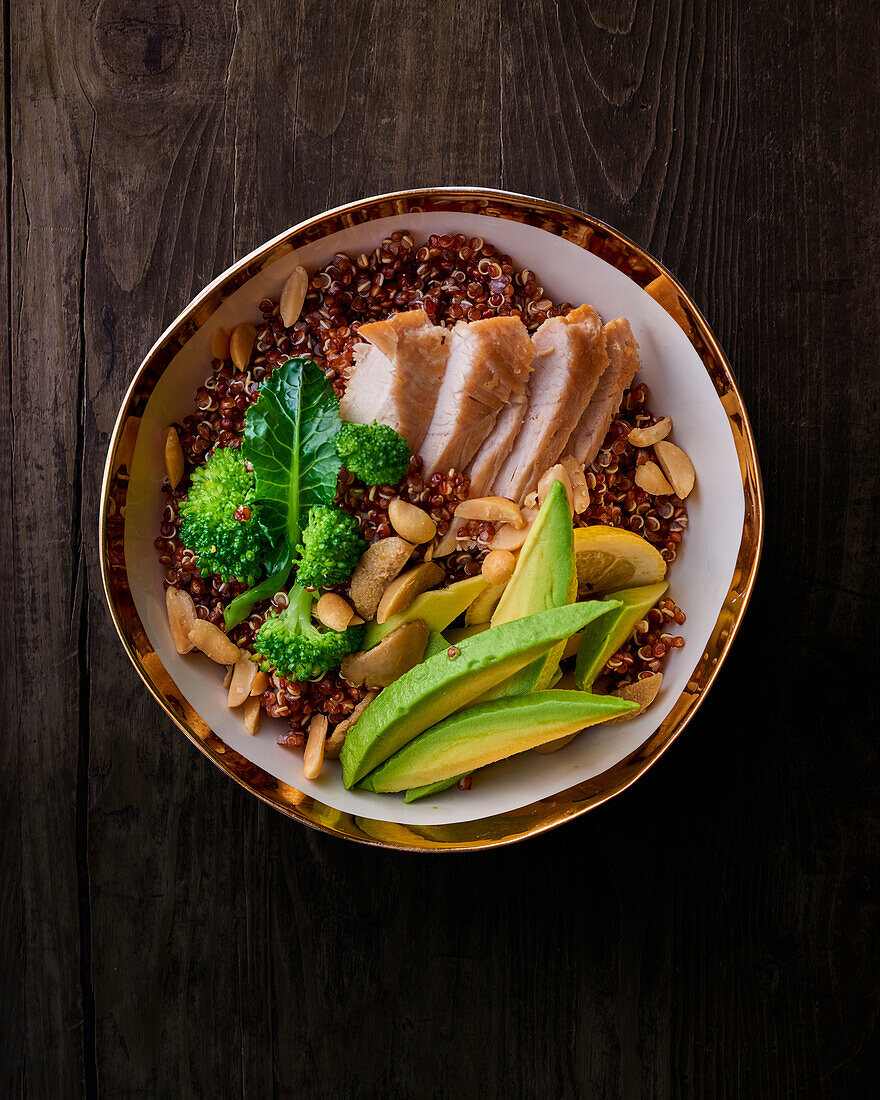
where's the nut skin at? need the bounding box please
[387,499,437,544]
[349,536,415,619]
[323,692,377,758]
[481,549,516,586]
[230,322,257,372]
[340,620,429,689]
[315,592,356,632]
[605,672,664,724]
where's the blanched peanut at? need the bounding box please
[189,619,241,664]
[341,621,429,689]
[634,460,674,496]
[324,692,376,758]
[242,694,262,735]
[607,672,664,724]
[315,592,356,632]
[230,322,256,371]
[628,417,672,448]
[250,669,269,696]
[455,496,525,528]
[653,440,695,499]
[388,499,437,544]
[559,455,590,514]
[228,652,258,707]
[537,464,574,514]
[211,327,230,361]
[280,265,309,327]
[489,507,537,551]
[349,537,414,618]
[166,586,196,654]
[481,549,516,586]
[376,562,444,624]
[163,427,185,491]
[302,714,328,780]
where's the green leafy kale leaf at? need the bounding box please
[224,357,342,627]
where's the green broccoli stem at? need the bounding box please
[286,581,314,622]
[224,554,292,629]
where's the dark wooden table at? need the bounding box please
[4,1,878,1096]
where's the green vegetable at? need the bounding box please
[361,691,638,793]
[335,420,410,485]
[341,599,621,788]
[224,358,342,627]
[255,583,364,683]
[403,775,466,803]
[178,446,272,585]
[294,504,366,588]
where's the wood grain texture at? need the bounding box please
[3,1,878,1097]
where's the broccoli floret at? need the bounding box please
[178,446,272,585]
[255,584,364,682]
[335,420,410,485]
[295,504,366,588]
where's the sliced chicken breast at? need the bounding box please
[339,310,448,450]
[489,305,609,503]
[465,391,529,497]
[418,316,533,477]
[565,317,640,466]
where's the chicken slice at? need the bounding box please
[339,310,448,451]
[565,317,640,466]
[465,391,529,497]
[489,305,609,503]
[418,316,533,477]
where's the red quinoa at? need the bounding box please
[156,230,687,745]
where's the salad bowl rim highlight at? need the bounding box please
[99,186,764,852]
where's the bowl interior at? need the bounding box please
[123,210,744,825]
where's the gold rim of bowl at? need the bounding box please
[99,186,765,852]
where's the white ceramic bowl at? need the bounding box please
[101,189,762,849]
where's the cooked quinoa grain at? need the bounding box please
[157,231,687,753]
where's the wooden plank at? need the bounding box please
[7,0,878,1096]
[5,0,93,1094]
[0,0,21,1094]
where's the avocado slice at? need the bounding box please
[341,598,621,787]
[361,691,638,792]
[482,480,575,698]
[423,630,451,659]
[445,623,489,644]
[464,581,507,625]
[402,774,467,803]
[574,581,669,689]
[363,575,487,648]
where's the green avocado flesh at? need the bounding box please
[402,775,466,803]
[340,598,621,788]
[423,631,451,660]
[482,480,575,698]
[574,581,669,689]
[361,691,638,793]
[363,575,487,648]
